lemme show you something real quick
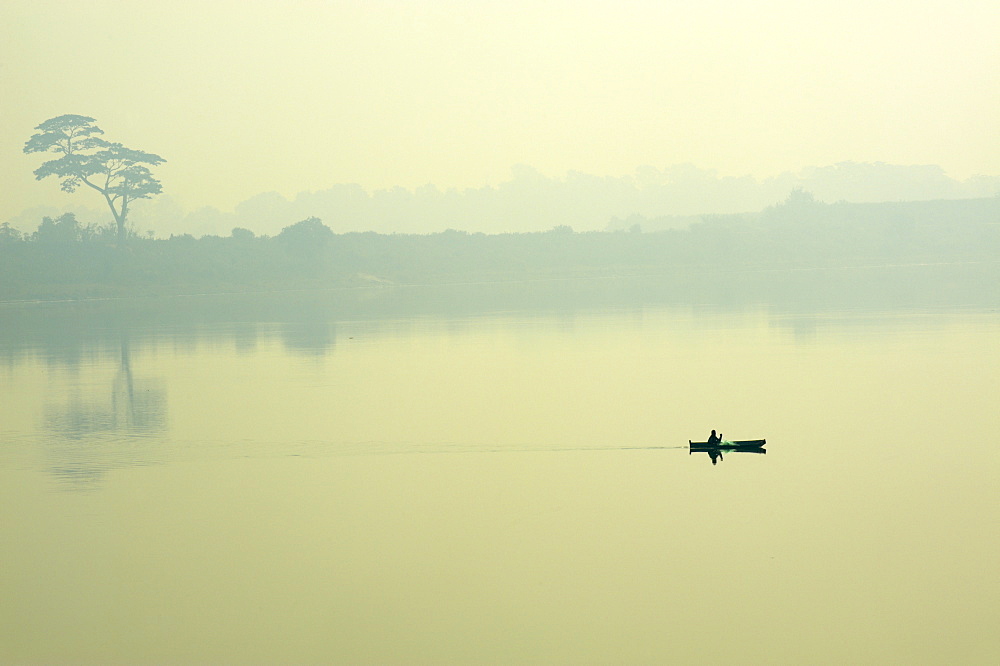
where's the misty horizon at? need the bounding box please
[5,160,999,238]
[5,2,999,663]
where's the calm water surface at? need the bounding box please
[1,294,998,664]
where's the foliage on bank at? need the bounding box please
[1,196,998,302]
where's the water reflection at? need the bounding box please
[1,280,995,491]
[231,321,259,355]
[2,273,995,362]
[281,318,335,356]
[689,440,767,465]
[2,282,998,664]
[42,334,167,489]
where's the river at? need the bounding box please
[1,282,997,663]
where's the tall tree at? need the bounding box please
[24,114,165,241]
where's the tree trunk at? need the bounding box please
[105,193,126,242]
[119,199,130,241]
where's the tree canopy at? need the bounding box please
[24,114,165,241]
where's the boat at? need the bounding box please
[689,439,766,451]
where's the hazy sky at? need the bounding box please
[2,0,998,218]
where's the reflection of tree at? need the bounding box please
[43,334,166,489]
[230,322,258,355]
[280,318,336,356]
[112,338,167,432]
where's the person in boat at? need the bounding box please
[707,430,721,445]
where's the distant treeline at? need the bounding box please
[9,162,1000,238]
[1,193,998,302]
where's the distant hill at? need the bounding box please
[7,162,998,239]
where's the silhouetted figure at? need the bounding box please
[709,450,723,465]
[708,429,720,445]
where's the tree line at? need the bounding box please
[2,191,998,302]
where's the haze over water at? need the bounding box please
[4,1,999,662]
[2,284,997,663]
